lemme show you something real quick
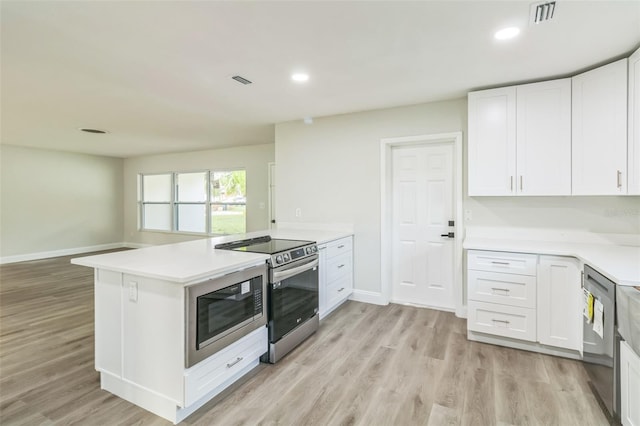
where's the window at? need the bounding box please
[210,171,246,235]
[139,169,246,235]
[141,174,172,231]
[176,172,207,233]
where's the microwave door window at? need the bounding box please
[196,281,254,349]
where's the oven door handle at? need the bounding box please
[272,258,319,282]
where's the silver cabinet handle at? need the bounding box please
[491,287,510,293]
[338,287,345,292]
[337,245,345,249]
[226,357,243,368]
[617,170,622,189]
[337,264,345,268]
[492,319,510,325]
[491,261,510,265]
[520,176,523,191]
[510,176,513,192]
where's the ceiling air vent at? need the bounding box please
[530,1,556,25]
[232,75,252,85]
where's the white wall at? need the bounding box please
[275,98,640,299]
[0,145,124,259]
[123,143,275,246]
[275,99,467,298]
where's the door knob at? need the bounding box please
[440,232,454,238]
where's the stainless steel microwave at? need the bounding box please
[185,264,267,368]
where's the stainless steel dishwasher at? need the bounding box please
[582,264,620,423]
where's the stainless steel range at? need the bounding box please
[215,236,319,363]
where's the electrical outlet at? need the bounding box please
[129,281,138,302]
[295,208,302,217]
[464,210,473,221]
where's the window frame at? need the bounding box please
[139,172,174,232]
[138,168,247,236]
[209,169,247,235]
[174,170,209,234]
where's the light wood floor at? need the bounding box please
[0,252,609,426]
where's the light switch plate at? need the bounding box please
[128,281,138,302]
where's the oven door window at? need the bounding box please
[196,277,261,349]
[270,266,319,342]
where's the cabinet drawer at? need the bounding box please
[467,300,536,342]
[184,326,267,407]
[326,252,352,282]
[326,275,353,308]
[468,250,537,276]
[327,237,352,259]
[468,270,536,308]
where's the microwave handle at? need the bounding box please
[272,258,319,282]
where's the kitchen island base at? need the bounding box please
[98,325,267,424]
[78,263,270,425]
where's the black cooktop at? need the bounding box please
[215,236,312,254]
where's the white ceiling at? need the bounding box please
[2,1,639,158]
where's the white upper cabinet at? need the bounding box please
[468,87,516,196]
[516,79,572,195]
[468,79,571,196]
[628,47,640,195]
[572,58,628,195]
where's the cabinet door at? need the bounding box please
[468,87,517,196]
[628,48,640,195]
[537,256,581,351]
[620,340,640,426]
[572,59,628,195]
[516,79,572,195]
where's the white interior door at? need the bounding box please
[391,143,455,310]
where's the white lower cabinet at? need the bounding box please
[467,300,537,342]
[466,250,537,341]
[467,250,582,357]
[319,236,353,319]
[184,327,266,407]
[620,340,640,426]
[537,256,581,351]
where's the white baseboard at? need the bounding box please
[0,242,127,265]
[349,289,388,306]
[467,330,581,360]
[456,305,468,319]
[123,242,154,249]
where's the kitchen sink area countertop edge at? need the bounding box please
[463,237,640,287]
[70,228,354,284]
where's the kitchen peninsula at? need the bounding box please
[71,228,353,424]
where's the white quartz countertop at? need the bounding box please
[463,237,640,287]
[71,228,353,284]
[71,238,270,284]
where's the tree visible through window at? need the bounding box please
[139,169,246,235]
[211,170,246,234]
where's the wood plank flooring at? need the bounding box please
[0,252,609,425]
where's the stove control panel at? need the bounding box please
[271,244,317,266]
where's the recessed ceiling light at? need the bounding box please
[494,26,521,40]
[79,128,108,134]
[291,73,309,83]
